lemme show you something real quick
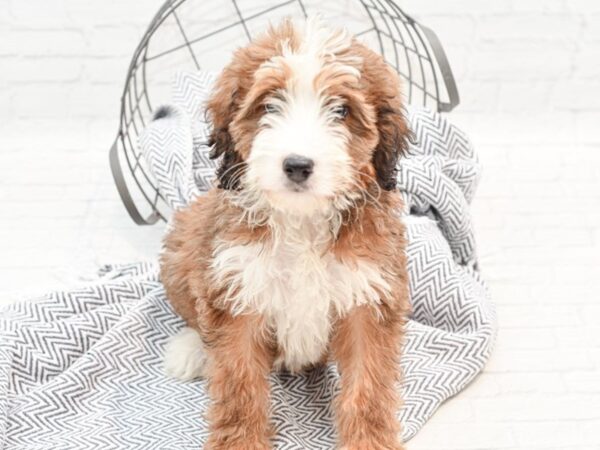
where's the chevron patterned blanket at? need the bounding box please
[0,72,496,449]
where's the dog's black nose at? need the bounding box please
[283,155,314,183]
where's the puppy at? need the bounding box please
[160,17,411,450]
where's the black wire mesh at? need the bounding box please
[110,0,460,225]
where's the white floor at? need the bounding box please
[0,113,599,450]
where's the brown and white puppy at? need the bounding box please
[160,17,411,450]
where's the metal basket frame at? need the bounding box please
[110,0,460,225]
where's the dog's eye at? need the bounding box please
[264,102,279,114]
[332,105,349,120]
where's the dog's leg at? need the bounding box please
[204,313,273,450]
[331,304,405,450]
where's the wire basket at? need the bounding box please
[109,0,460,225]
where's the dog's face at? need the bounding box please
[207,18,409,215]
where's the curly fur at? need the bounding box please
[161,17,411,450]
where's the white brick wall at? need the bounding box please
[0,0,163,124]
[1,1,599,449]
[1,0,599,123]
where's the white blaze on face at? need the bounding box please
[245,19,361,215]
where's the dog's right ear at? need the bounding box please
[206,70,244,190]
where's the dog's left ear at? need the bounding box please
[372,105,410,191]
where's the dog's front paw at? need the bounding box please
[340,438,405,450]
[204,436,271,450]
[341,445,405,450]
[164,327,208,381]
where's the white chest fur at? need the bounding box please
[211,214,390,371]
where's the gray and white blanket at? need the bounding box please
[0,72,496,449]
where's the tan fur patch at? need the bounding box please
[160,18,410,450]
